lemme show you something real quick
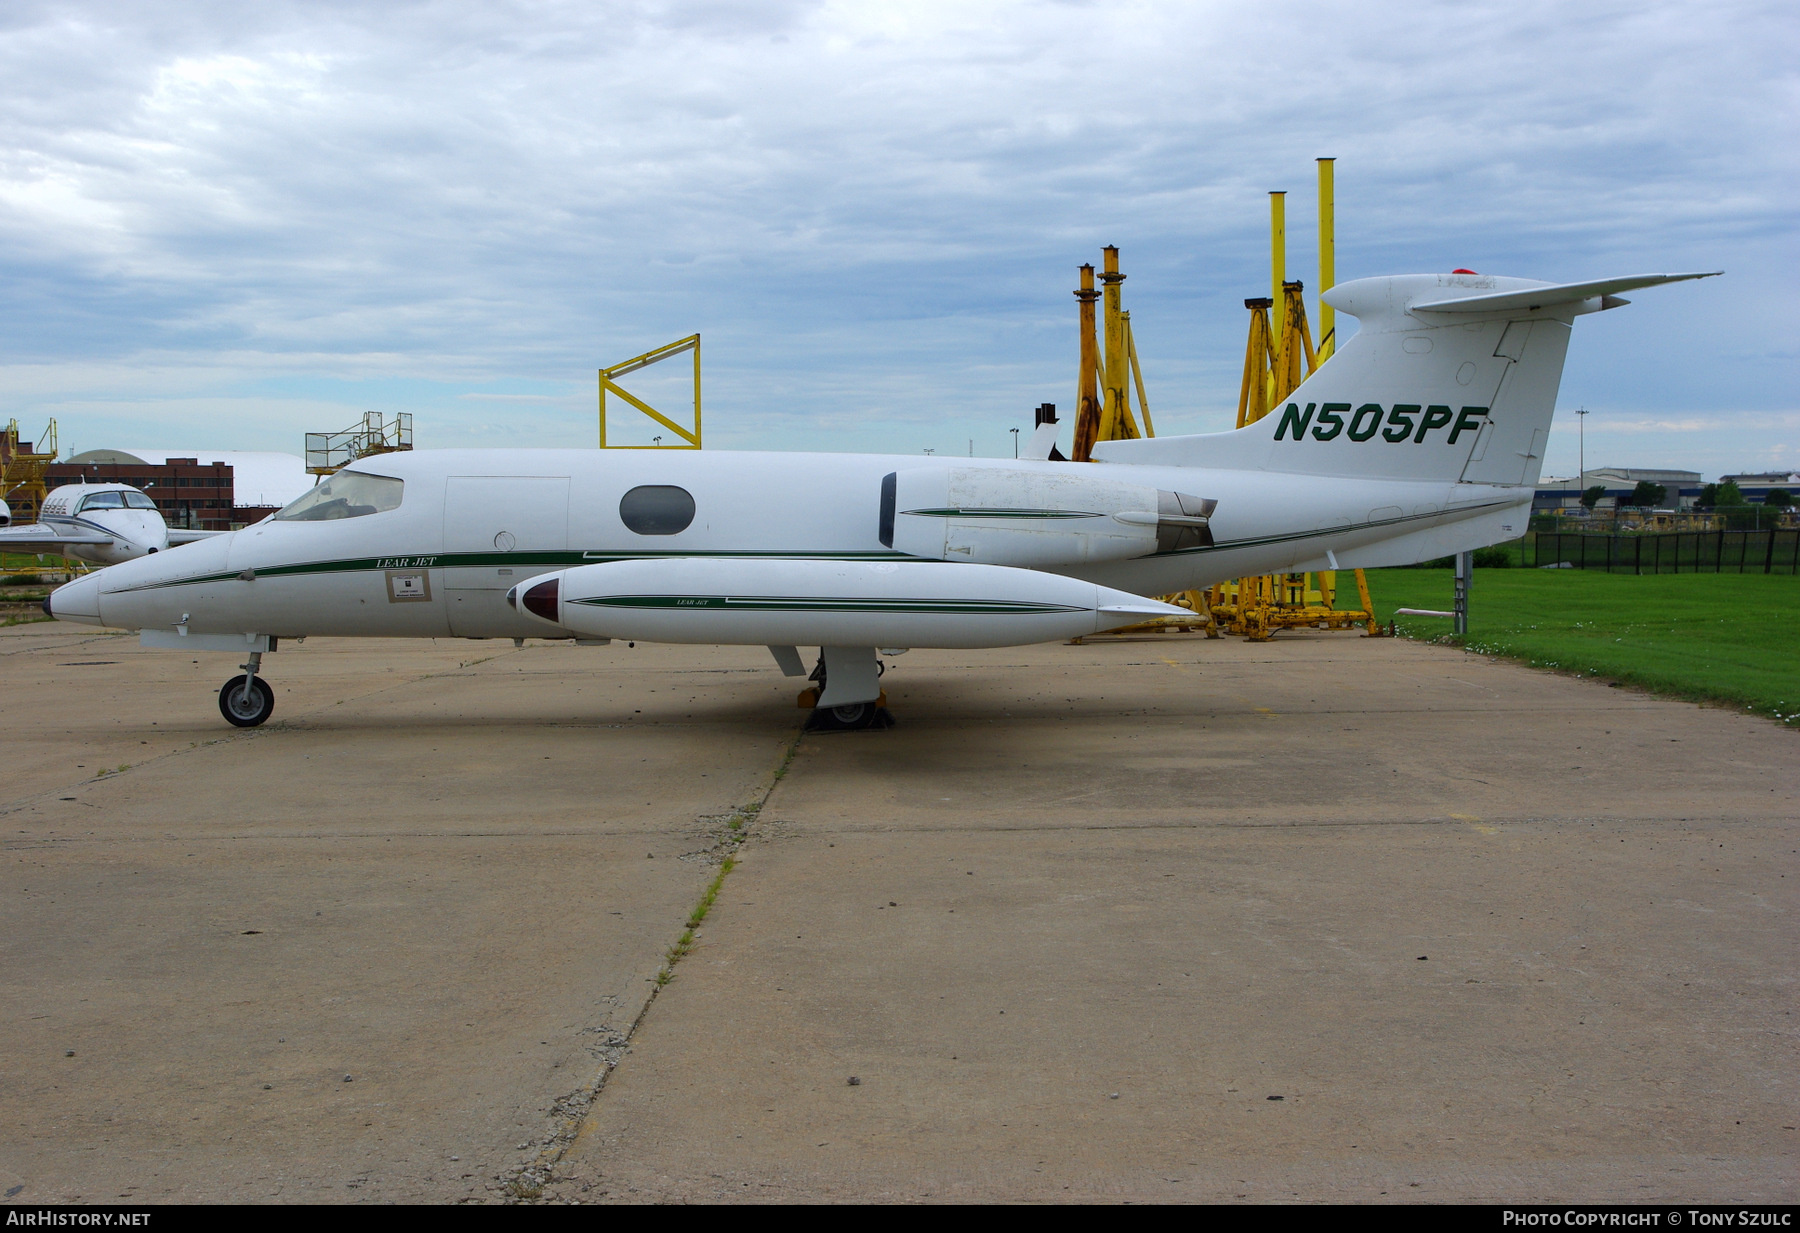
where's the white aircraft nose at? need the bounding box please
[47,572,103,625]
[133,512,171,551]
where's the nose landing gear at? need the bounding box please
[219,650,275,727]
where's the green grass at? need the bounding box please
[1363,568,1800,726]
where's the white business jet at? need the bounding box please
[46,270,1714,729]
[1,482,221,566]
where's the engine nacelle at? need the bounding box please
[880,467,1214,566]
[508,557,1184,649]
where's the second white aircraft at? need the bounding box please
[1,482,220,565]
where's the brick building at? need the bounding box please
[48,449,308,530]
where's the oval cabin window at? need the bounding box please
[619,485,695,535]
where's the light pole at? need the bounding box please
[1574,406,1588,489]
[1010,427,1020,458]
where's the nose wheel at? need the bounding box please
[219,651,275,727]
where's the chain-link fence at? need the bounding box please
[1530,530,1800,574]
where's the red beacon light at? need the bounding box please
[1452,268,1479,275]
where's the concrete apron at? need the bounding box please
[0,627,799,1203]
[550,636,1798,1203]
[2,624,1794,1203]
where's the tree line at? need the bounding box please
[1578,480,1794,510]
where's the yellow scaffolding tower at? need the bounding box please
[1071,249,1152,460]
[1070,160,1378,642]
[600,334,701,449]
[1207,164,1380,640]
[0,419,78,580]
[1066,248,1216,637]
[2,419,57,524]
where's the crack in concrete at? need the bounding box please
[495,726,805,1204]
[748,813,1795,835]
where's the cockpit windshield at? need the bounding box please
[275,472,404,522]
[122,491,158,510]
[77,491,123,511]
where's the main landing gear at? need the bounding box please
[219,650,275,727]
[799,646,894,732]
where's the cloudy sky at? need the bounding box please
[1,0,1794,478]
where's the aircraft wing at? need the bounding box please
[0,524,115,555]
[166,529,225,546]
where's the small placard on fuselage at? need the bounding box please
[386,569,432,602]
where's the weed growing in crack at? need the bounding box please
[687,856,733,929]
[656,855,736,983]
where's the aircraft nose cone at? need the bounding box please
[47,573,103,625]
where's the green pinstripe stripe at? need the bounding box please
[107,499,1518,593]
[113,548,913,593]
[901,507,1103,519]
[568,595,1083,615]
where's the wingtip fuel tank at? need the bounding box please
[507,557,1185,649]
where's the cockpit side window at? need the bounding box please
[275,472,405,522]
[122,491,158,510]
[78,491,124,511]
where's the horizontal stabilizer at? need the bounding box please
[1411,271,1720,316]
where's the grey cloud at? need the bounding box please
[0,0,1793,468]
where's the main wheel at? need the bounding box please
[219,676,275,727]
[804,700,894,732]
[830,702,870,726]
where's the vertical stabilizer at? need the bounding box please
[1092,271,1717,484]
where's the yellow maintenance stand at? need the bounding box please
[1206,161,1380,641]
[1068,160,1378,641]
[2,419,57,524]
[600,335,701,449]
[1070,249,1151,459]
[1066,249,1217,637]
[1,419,75,579]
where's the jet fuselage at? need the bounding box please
[49,446,1524,641]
